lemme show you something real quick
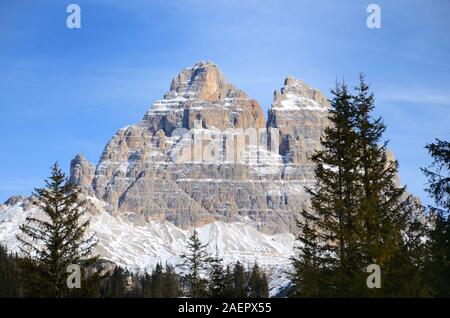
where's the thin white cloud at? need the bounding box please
[378,89,450,105]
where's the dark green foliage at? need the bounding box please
[95,260,271,298]
[248,262,269,298]
[290,217,327,297]
[0,245,21,297]
[422,138,450,297]
[207,254,226,297]
[422,139,450,214]
[163,263,182,297]
[291,81,362,297]
[141,263,181,298]
[97,264,181,298]
[187,260,271,298]
[248,262,261,298]
[100,266,127,298]
[259,273,269,298]
[291,76,428,297]
[180,230,209,297]
[233,261,247,298]
[223,265,236,297]
[150,263,164,298]
[353,75,427,297]
[424,212,450,297]
[16,163,98,297]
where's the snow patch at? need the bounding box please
[0,199,295,297]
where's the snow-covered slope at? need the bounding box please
[0,198,294,296]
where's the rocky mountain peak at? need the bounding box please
[272,76,329,111]
[267,76,329,164]
[141,61,265,136]
[69,154,95,195]
[3,195,26,206]
[164,61,247,102]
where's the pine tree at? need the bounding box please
[124,271,141,297]
[291,77,428,297]
[150,263,164,297]
[141,263,181,298]
[141,271,152,297]
[163,263,182,298]
[0,245,11,297]
[16,163,98,297]
[0,245,21,297]
[248,262,262,298]
[233,261,247,298]
[291,81,361,297]
[207,253,226,298]
[102,266,126,298]
[422,139,450,214]
[223,265,235,297]
[422,138,450,297]
[290,217,327,297]
[353,75,427,297]
[259,272,269,298]
[425,212,450,297]
[179,230,208,297]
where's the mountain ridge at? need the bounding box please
[66,61,329,234]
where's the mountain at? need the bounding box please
[0,61,330,295]
[71,61,329,234]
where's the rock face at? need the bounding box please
[141,61,265,135]
[69,154,95,195]
[70,61,329,234]
[3,195,26,206]
[267,76,329,164]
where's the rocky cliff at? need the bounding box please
[70,61,329,234]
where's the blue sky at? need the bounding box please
[0,0,449,206]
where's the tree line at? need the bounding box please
[0,241,269,298]
[96,255,268,298]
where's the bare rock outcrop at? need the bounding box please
[69,154,95,195]
[69,62,329,233]
[141,61,265,135]
[3,195,26,206]
[267,76,329,164]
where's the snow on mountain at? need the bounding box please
[0,197,294,296]
[0,62,334,296]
